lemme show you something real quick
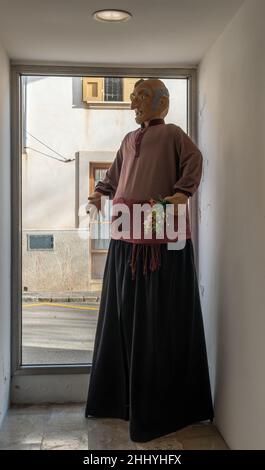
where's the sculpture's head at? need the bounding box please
[130,78,169,126]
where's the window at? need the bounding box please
[13,66,193,382]
[105,77,123,102]
[89,162,111,280]
[89,163,111,252]
[82,77,139,106]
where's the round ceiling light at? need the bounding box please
[92,9,132,23]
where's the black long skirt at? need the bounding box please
[85,238,214,442]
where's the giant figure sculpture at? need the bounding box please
[85,78,214,443]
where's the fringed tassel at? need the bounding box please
[149,244,161,272]
[130,244,141,280]
[143,245,148,276]
[130,244,162,280]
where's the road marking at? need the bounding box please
[22,302,99,311]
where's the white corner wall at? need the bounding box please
[0,40,11,427]
[198,0,265,449]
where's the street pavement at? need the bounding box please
[22,301,100,365]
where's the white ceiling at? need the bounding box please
[0,0,244,66]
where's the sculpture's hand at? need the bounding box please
[163,192,188,215]
[86,191,105,220]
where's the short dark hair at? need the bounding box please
[134,79,145,88]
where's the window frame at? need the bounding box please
[11,65,198,377]
[82,77,140,108]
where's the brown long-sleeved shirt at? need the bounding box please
[95,120,202,201]
[94,119,202,240]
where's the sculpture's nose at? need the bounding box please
[130,97,137,110]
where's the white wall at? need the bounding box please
[0,41,10,427]
[198,0,265,449]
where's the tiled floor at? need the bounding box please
[0,404,229,450]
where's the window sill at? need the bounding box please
[83,101,131,110]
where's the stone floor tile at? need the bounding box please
[86,417,137,450]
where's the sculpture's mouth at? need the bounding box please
[135,109,143,116]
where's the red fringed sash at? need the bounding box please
[110,198,190,280]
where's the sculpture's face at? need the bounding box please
[130,80,169,126]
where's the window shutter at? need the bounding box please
[123,78,140,102]
[82,77,104,102]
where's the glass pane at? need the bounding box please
[21,76,188,366]
[95,168,107,184]
[104,77,123,101]
[91,175,110,250]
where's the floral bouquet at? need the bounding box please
[143,195,172,238]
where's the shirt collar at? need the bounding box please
[140,118,165,129]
